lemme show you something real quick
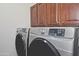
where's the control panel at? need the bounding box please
[30,27,75,38]
[49,29,65,37]
[17,28,27,33]
[48,27,75,38]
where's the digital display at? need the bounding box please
[49,29,65,36]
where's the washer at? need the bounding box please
[15,28,29,56]
[27,27,79,56]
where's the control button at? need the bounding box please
[41,32,45,34]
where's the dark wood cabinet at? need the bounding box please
[31,3,57,27]
[31,4,38,27]
[38,3,47,26]
[58,3,79,26]
[46,3,57,26]
[31,3,79,27]
[37,3,57,27]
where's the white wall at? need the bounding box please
[0,3,35,56]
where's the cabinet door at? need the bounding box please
[58,3,79,26]
[38,3,47,27]
[31,4,38,27]
[46,3,57,26]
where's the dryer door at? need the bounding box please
[28,38,60,56]
[15,34,26,56]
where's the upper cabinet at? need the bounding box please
[31,3,79,27]
[46,3,57,26]
[57,3,79,26]
[31,3,57,27]
[38,3,47,26]
[31,4,38,27]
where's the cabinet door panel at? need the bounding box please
[58,3,79,26]
[31,4,38,27]
[46,3,57,26]
[38,3,47,26]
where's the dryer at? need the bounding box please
[27,27,79,56]
[15,28,29,56]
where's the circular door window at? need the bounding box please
[15,34,26,56]
[28,38,60,56]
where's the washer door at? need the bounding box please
[28,38,60,56]
[15,34,26,56]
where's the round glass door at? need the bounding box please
[28,38,60,56]
[15,34,26,56]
